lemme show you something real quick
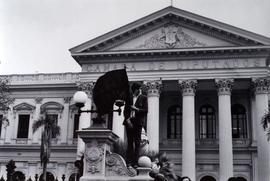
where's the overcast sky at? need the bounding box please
[0,0,270,75]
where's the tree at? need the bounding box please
[32,114,61,181]
[261,110,270,140]
[0,78,13,126]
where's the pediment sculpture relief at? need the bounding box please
[136,24,207,49]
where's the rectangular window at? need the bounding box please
[17,114,30,138]
[47,114,58,138]
[73,114,80,138]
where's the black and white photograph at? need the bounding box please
[0,0,270,180]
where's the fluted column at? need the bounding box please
[215,79,234,181]
[76,81,94,160]
[178,80,197,181]
[252,78,270,181]
[32,98,42,144]
[144,80,162,152]
[112,103,125,142]
[60,97,71,144]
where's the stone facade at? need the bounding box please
[1,6,270,181]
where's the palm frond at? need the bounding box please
[32,118,46,133]
[52,126,61,138]
[261,110,270,141]
[261,111,270,129]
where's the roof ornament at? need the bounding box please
[170,0,174,7]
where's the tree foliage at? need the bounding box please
[0,78,13,126]
[0,78,13,110]
[32,114,61,181]
[261,110,270,140]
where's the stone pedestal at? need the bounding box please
[78,128,118,181]
[78,127,152,181]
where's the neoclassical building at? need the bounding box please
[1,6,270,181]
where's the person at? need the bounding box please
[123,82,148,168]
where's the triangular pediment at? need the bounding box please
[110,23,233,51]
[70,6,270,54]
[13,103,35,111]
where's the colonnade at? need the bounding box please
[76,78,270,181]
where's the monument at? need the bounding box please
[73,69,153,181]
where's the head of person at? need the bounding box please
[131,82,141,96]
[181,176,191,181]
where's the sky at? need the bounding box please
[0,0,270,75]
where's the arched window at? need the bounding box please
[167,105,182,139]
[39,172,55,181]
[199,104,216,139]
[68,173,78,181]
[231,104,247,138]
[236,177,247,181]
[12,171,25,181]
[200,176,216,181]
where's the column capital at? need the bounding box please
[63,97,71,104]
[143,80,162,97]
[252,77,270,94]
[178,79,197,96]
[215,79,234,95]
[35,97,43,104]
[76,81,95,97]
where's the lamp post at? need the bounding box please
[73,91,124,128]
[73,90,125,180]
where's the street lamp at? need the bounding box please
[73,91,125,125]
[73,90,125,180]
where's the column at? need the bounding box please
[215,79,234,181]
[252,78,270,181]
[112,103,125,142]
[32,98,42,144]
[144,80,162,152]
[76,81,94,160]
[0,164,6,180]
[28,110,34,144]
[178,79,197,181]
[60,97,70,144]
[250,95,257,145]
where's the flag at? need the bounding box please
[93,69,131,118]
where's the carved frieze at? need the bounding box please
[143,80,162,97]
[178,80,197,96]
[136,24,207,49]
[252,78,270,94]
[215,79,234,95]
[76,81,95,97]
[105,153,136,177]
[85,140,104,174]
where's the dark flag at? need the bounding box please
[93,69,131,118]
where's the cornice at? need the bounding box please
[73,46,270,65]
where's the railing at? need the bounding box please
[162,138,252,147]
[0,73,79,85]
